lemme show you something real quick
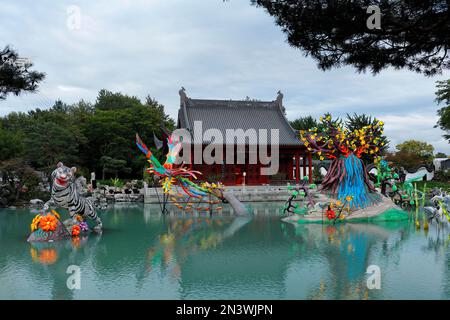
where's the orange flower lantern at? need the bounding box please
[39,214,58,233]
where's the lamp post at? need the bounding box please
[293,156,295,181]
[243,172,246,187]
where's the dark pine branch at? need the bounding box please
[251,0,450,76]
[0,46,45,100]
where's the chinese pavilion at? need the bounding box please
[177,88,312,185]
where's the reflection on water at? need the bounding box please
[0,203,449,299]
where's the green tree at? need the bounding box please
[25,121,87,171]
[0,46,45,99]
[95,89,142,110]
[396,140,434,160]
[435,152,448,158]
[0,90,175,180]
[0,124,23,161]
[99,156,131,179]
[290,115,318,131]
[83,90,174,178]
[250,1,450,75]
[0,159,40,203]
[435,79,450,141]
[0,111,31,133]
[145,95,175,128]
[19,101,88,171]
[384,151,425,172]
[385,140,435,171]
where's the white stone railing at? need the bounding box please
[143,182,298,203]
[143,183,294,196]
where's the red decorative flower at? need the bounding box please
[326,208,336,220]
[72,225,81,237]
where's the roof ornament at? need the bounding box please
[276,90,286,114]
[179,86,188,105]
[276,90,283,107]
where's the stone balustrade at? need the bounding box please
[143,184,297,203]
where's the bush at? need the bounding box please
[313,167,323,183]
[22,190,51,202]
[134,180,144,189]
[96,179,111,186]
[416,181,450,192]
[143,171,160,187]
[433,170,450,183]
[75,167,90,179]
[0,159,41,205]
[110,178,124,188]
[97,179,126,187]
[385,151,431,172]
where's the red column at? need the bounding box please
[302,153,307,178]
[295,152,300,183]
[308,152,313,183]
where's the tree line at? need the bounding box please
[0,89,175,180]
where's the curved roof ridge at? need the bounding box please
[178,96,303,146]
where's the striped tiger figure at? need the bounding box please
[44,162,102,231]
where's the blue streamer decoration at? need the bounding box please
[181,181,207,197]
[337,154,372,209]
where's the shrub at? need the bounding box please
[433,170,450,183]
[313,167,323,183]
[0,159,42,206]
[110,178,124,188]
[134,180,144,189]
[385,151,431,172]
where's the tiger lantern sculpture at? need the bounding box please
[43,162,102,231]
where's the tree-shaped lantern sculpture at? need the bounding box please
[300,114,386,209]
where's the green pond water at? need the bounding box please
[0,203,449,300]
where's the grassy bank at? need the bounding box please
[415,181,450,192]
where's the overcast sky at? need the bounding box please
[1,0,449,153]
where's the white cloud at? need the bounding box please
[382,113,448,153]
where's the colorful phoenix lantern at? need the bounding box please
[136,133,224,202]
[300,114,385,209]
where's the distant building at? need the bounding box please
[434,158,450,171]
[177,88,312,185]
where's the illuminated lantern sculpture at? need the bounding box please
[300,114,385,209]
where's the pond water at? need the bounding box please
[0,203,449,300]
